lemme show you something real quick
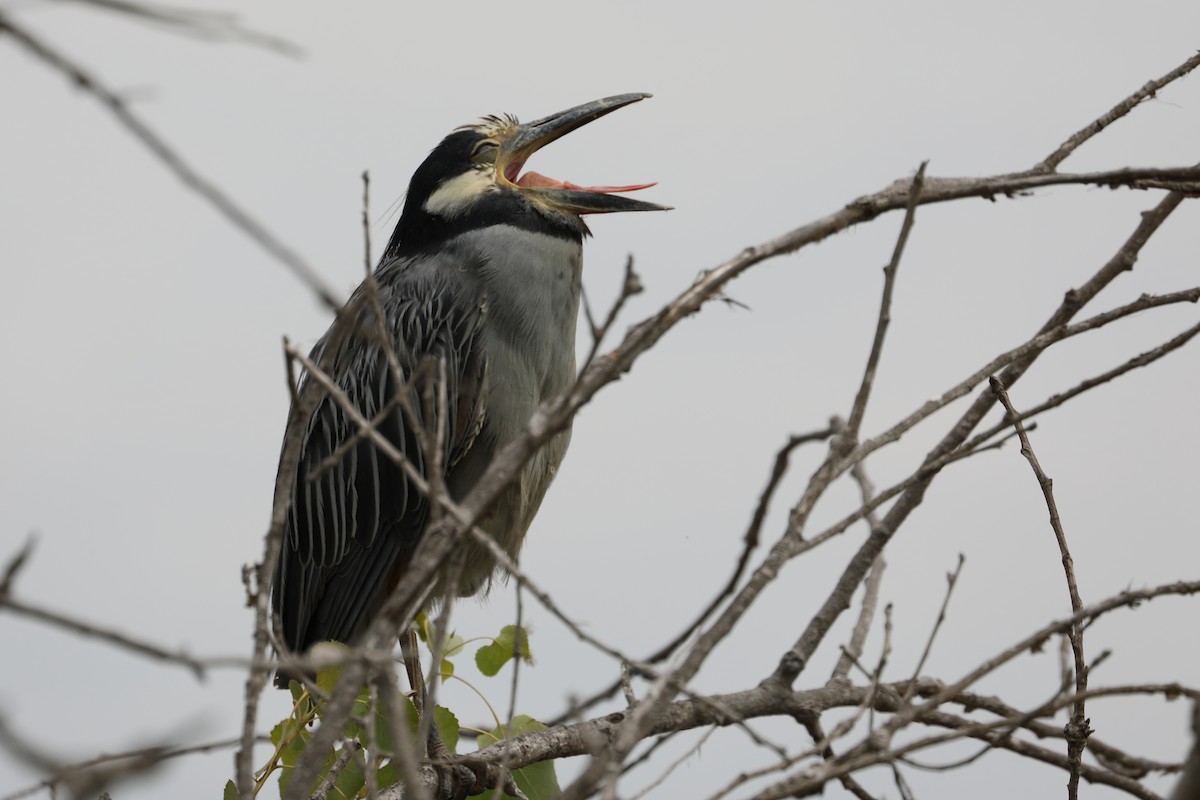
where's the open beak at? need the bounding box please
[498,93,670,215]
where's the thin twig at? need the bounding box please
[404,182,1195,800]
[0,13,340,311]
[883,586,1200,746]
[627,727,717,800]
[1170,702,1200,800]
[990,376,1091,799]
[582,255,644,369]
[286,342,433,499]
[0,594,249,679]
[364,682,379,800]
[831,548,885,684]
[363,171,374,275]
[801,717,880,800]
[966,320,1200,452]
[1036,52,1200,172]
[845,161,927,440]
[834,287,1200,509]
[908,681,1192,778]
[0,736,255,800]
[541,427,833,731]
[263,53,1200,800]
[830,417,888,683]
[901,554,966,704]
[311,742,362,800]
[773,192,1188,692]
[751,679,1184,800]
[0,535,35,597]
[740,595,1200,799]
[372,666,431,800]
[52,0,303,55]
[239,335,340,797]
[646,427,835,665]
[462,527,788,759]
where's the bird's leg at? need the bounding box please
[400,626,453,761]
[401,627,486,799]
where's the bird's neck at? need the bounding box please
[456,225,583,392]
[386,198,589,261]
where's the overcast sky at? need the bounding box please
[2,2,1199,799]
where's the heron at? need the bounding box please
[271,94,666,688]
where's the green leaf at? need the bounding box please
[376,760,399,790]
[331,745,366,799]
[434,705,460,754]
[222,779,238,800]
[278,722,311,767]
[282,744,358,799]
[475,626,532,677]
[360,694,420,755]
[418,614,464,668]
[443,631,466,658]
[470,716,559,800]
[276,717,316,796]
[346,684,373,742]
[316,661,344,701]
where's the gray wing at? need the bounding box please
[272,259,488,663]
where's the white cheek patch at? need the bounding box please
[423,169,495,218]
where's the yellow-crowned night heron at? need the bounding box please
[271,94,665,685]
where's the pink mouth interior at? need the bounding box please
[517,171,656,193]
[505,159,654,194]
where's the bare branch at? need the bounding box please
[286,341,434,501]
[237,335,336,796]
[1171,702,1200,800]
[912,682,1192,778]
[386,574,1198,791]
[51,0,303,55]
[991,376,1091,799]
[774,191,1188,690]
[649,427,836,665]
[901,554,966,704]
[1036,51,1200,172]
[845,161,927,440]
[311,742,362,800]
[0,13,340,311]
[7,16,1196,800]
[0,590,248,679]
[0,535,35,598]
[970,320,1200,443]
[308,153,1199,800]
[750,678,1197,800]
[830,419,887,684]
[582,255,644,369]
[1,734,250,800]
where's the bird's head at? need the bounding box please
[387,93,667,256]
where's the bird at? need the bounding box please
[271,93,666,686]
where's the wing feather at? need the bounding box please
[272,256,488,661]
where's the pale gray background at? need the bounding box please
[2,2,1198,798]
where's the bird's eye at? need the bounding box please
[471,141,498,164]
